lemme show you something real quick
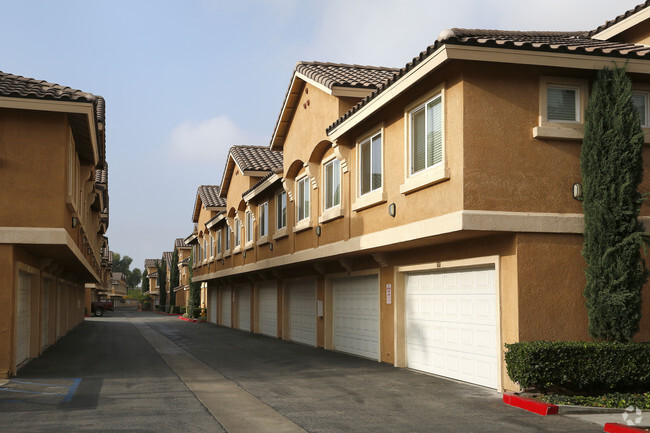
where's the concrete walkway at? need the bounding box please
[128,314,305,433]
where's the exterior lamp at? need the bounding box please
[72,217,79,228]
[388,203,396,217]
[572,183,583,201]
[269,243,274,251]
[243,251,246,258]
[316,226,322,236]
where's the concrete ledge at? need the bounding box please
[503,393,559,416]
[604,422,650,433]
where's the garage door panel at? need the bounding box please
[221,289,232,328]
[237,286,251,331]
[406,266,497,389]
[333,276,379,360]
[288,281,316,346]
[259,283,277,337]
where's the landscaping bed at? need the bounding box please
[536,392,650,410]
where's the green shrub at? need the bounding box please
[170,305,180,314]
[164,305,170,313]
[539,392,650,409]
[143,301,151,310]
[505,341,650,393]
[154,305,160,311]
[190,307,202,319]
[179,306,186,314]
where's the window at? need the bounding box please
[359,132,382,195]
[296,177,310,222]
[203,240,207,261]
[323,158,341,210]
[234,218,241,247]
[410,93,442,175]
[225,225,231,251]
[245,211,253,243]
[633,91,649,127]
[217,229,222,255]
[209,235,214,258]
[259,202,268,237]
[547,85,580,123]
[276,191,287,229]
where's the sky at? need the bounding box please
[1,0,642,271]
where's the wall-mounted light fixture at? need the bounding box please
[87,247,92,255]
[572,183,583,201]
[269,243,274,251]
[72,217,79,228]
[220,258,225,265]
[316,226,322,236]
[388,203,397,217]
[243,251,246,259]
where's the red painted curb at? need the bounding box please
[604,423,649,433]
[177,316,206,323]
[502,393,559,416]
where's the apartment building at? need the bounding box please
[0,71,110,377]
[188,3,650,391]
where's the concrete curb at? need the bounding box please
[604,422,650,433]
[503,393,559,416]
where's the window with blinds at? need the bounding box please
[217,229,222,254]
[259,202,268,237]
[324,158,341,210]
[547,85,579,122]
[633,92,649,127]
[245,211,253,243]
[234,218,241,247]
[410,94,442,175]
[297,177,310,222]
[360,132,382,195]
[276,190,287,229]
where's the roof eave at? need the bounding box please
[270,73,304,151]
[592,6,650,41]
[243,173,281,203]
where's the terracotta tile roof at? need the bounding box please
[206,211,225,227]
[197,185,227,208]
[295,61,398,90]
[327,28,650,134]
[163,251,173,268]
[175,238,190,249]
[0,71,105,123]
[95,167,108,184]
[230,146,283,172]
[587,1,650,37]
[144,258,161,268]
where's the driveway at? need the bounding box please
[0,310,601,433]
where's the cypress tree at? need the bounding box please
[169,249,179,307]
[188,254,201,317]
[142,269,149,293]
[581,66,646,342]
[158,258,167,307]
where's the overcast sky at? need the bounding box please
[1,0,641,271]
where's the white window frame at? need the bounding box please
[245,210,254,245]
[259,202,268,238]
[408,92,443,176]
[400,85,449,195]
[276,190,287,230]
[323,156,341,211]
[217,229,222,255]
[296,176,310,223]
[234,218,241,248]
[546,84,580,124]
[533,77,589,141]
[358,131,383,197]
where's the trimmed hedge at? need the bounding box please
[171,306,181,314]
[179,306,186,314]
[189,307,202,319]
[505,341,650,393]
[539,392,650,409]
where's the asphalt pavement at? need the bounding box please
[0,309,604,433]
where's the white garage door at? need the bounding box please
[237,285,251,331]
[41,279,51,350]
[287,280,316,346]
[209,288,217,325]
[333,275,380,360]
[258,282,277,337]
[406,266,497,389]
[16,271,32,366]
[221,288,232,328]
